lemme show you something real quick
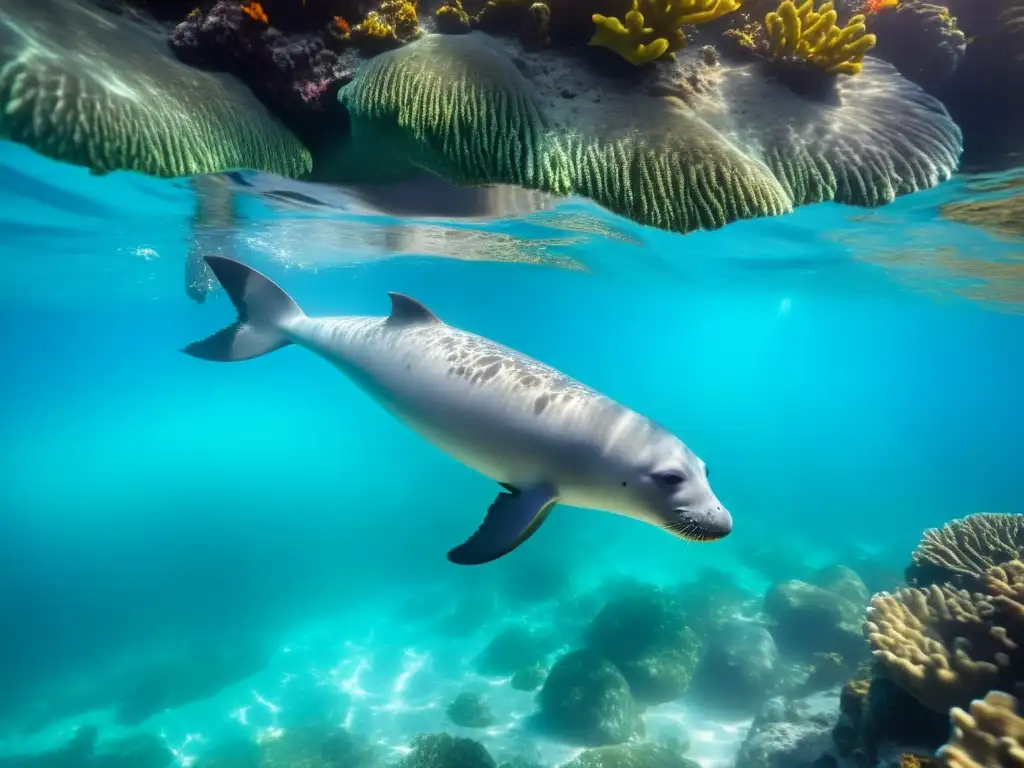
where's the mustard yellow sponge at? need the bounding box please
[765,0,876,74]
[590,0,742,65]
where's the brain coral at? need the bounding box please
[905,513,1024,591]
[938,691,1024,768]
[0,0,311,178]
[336,31,962,235]
[864,559,1024,714]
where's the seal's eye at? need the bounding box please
[654,472,684,486]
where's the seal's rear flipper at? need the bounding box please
[447,483,558,566]
[182,256,306,362]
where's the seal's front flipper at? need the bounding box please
[447,483,559,566]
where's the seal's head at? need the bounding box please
[609,421,732,543]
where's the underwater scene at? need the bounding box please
[1,0,1024,768]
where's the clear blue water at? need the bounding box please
[1,138,1022,764]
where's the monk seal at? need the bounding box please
[183,256,733,565]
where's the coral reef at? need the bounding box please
[565,743,701,768]
[763,0,876,75]
[938,691,1024,768]
[864,1,966,94]
[533,649,643,746]
[589,0,742,65]
[905,513,1024,590]
[169,0,352,161]
[583,583,703,704]
[865,560,1024,714]
[335,31,961,236]
[447,692,497,728]
[476,626,557,675]
[349,0,423,52]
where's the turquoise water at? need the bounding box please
[1,138,1022,765]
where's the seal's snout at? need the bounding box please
[673,503,733,542]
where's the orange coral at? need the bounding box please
[863,0,897,13]
[334,15,351,33]
[241,1,269,23]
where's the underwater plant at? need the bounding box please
[589,0,742,65]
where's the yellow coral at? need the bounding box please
[351,0,422,46]
[764,0,876,75]
[435,0,471,31]
[590,0,742,65]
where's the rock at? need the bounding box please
[533,649,643,746]
[763,580,866,660]
[192,739,261,768]
[583,584,703,704]
[476,626,556,675]
[401,733,495,768]
[673,567,757,639]
[734,690,841,768]
[447,693,496,728]
[261,724,377,768]
[810,565,870,608]
[692,619,780,713]
[564,743,701,768]
[831,675,949,762]
[510,666,547,692]
[93,734,173,768]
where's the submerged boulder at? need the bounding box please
[565,743,701,768]
[763,577,867,660]
[476,626,557,676]
[692,619,781,713]
[533,649,643,746]
[447,692,496,728]
[734,691,840,768]
[583,584,702,704]
[401,733,496,768]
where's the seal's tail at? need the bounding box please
[182,255,306,362]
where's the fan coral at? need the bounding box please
[764,0,876,74]
[938,691,1024,768]
[590,0,742,65]
[864,560,1024,714]
[905,513,1024,591]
